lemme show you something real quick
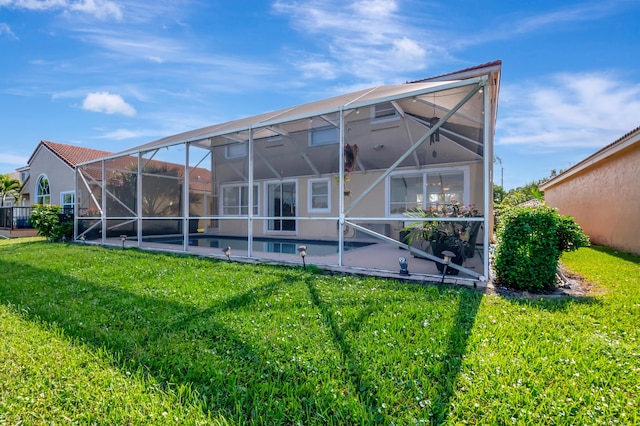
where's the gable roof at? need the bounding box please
[29,140,113,169]
[540,125,640,190]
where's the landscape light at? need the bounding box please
[298,245,307,269]
[440,250,456,283]
[399,256,409,276]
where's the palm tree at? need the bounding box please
[0,174,21,206]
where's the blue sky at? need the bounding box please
[1,0,639,189]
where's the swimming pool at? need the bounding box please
[142,235,372,256]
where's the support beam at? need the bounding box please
[345,81,485,215]
[300,153,320,176]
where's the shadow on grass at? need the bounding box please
[306,276,483,424]
[589,245,640,264]
[0,247,484,424]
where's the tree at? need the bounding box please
[0,174,21,206]
[493,184,507,205]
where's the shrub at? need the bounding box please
[29,205,73,242]
[494,205,589,291]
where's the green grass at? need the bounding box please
[0,240,638,425]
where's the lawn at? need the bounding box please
[0,239,638,425]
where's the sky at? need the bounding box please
[1,0,639,190]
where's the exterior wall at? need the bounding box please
[215,161,486,242]
[23,147,74,207]
[543,143,640,255]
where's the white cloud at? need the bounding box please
[2,0,122,20]
[0,22,18,39]
[68,0,122,20]
[497,72,640,149]
[82,91,136,116]
[97,128,140,140]
[0,152,30,167]
[273,0,434,82]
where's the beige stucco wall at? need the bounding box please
[543,143,640,255]
[215,161,486,242]
[22,146,74,207]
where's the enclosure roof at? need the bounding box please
[93,61,501,163]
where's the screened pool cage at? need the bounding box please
[75,69,500,283]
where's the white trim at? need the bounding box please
[264,179,298,234]
[308,126,338,147]
[225,143,248,159]
[35,173,51,205]
[540,129,640,190]
[60,190,75,212]
[219,183,259,216]
[307,178,331,213]
[385,166,470,217]
[370,102,400,124]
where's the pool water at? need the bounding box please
[144,235,372,256]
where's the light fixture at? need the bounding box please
[399,256,409,275]
[223,246,231,261]
[440,250,456,282]
[373,144,384,150]
[298,245,307,269]
[120,235,127,249]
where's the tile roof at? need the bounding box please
[30,140,113,168]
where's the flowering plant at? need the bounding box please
[402,200,481,263]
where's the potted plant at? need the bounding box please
[402,201,480,275]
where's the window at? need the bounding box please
[225,143,247,158]
[309,126,338,147]
[372,102,398,121]
[221,184,258,215]
[387,168,469,216]
[36,174,50,205]
[389,175,424,215]
[60,191,74,214]
[308,178,330,212]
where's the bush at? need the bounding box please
[29,205,73,242]
[494,205,589,291]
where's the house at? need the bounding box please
[540,126,640,255]
[75,61,502,283]
[19,140,113,211]
[1,141,112,238]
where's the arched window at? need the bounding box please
[36,174,51,205]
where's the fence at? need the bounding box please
[0,206,34,230]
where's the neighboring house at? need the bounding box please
[540,126,640,255]
[76,61,502,283]
[19,140,113,212]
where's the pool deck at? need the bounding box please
[103,234,487,288]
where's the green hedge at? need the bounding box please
[28,205,73,242]
[494,205,589,291]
